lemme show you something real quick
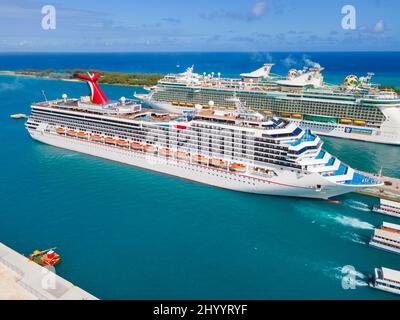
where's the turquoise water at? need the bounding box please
[1,74,400,300]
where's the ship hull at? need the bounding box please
[28,129,358,199]
[140,99,400,145]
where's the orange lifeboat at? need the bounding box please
[230,163,246,173]
[192,154,208,164]
[176,151,189,160]
[130,142,143,150]
[66,129,77,136]
[209,159,227,168]
[76,132,87,139]
[116,139,128,147]
[105,137,116,144]
[143,144,157,153]
[160,148,173,157]
[55,127,65,134]
[91,134,104,142]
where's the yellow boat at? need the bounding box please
[340,119,352,124]
[292,114,302,119]
[281,112,291,117]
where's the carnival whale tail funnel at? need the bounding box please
[75,72,108,105]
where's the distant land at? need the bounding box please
[0,68,399,94]
[0,69,163,87]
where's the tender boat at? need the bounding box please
[130,142,143,150]
[176,151,189,160]
[66,129,77,136]
[116,139,128,147]
[192,154,207,164]
[372,199,400,218]
[77,132,87,139]
[369,222,400,255]
[105,137,116,144]
[143,144,157,153]
[370,267,400,295]
[160,148,173,157]
[230,163,246,173]
[209,159,227,168]
[55,127,65,134]
[91,134,104,142]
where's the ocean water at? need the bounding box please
[1,53,400,300]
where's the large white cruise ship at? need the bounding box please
[25,72,381,199]
[136,64,400,145]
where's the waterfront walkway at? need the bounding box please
[0,242,97,300]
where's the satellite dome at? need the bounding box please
[208,100,214,107]
[62,93,67,99]
[120,96,127,103]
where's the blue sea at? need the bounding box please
[1,52,400,300]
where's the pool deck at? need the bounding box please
[0,242,97,300]
[354,171,400,203]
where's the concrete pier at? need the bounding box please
[0,243,97,300]
[354,171,400,203]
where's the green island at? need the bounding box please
[9,69,163,86]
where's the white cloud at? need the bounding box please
[251,1,266,17]
[373,19,385,33]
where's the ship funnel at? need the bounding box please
[75,72,109,105]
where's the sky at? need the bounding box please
[0,0,399,52]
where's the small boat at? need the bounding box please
[116,139,128,147]
[143,144,157,153]
[160,148,173,157]
[105,137,116,144]
[372,199,400,218]
[176,151,189,160]
[369,222,400,255]
[192,154,207,164]
[340,118,352,124]
[327,199,342,205]
[91,134,104,141]
[369,267,400,295]
[292,114,302,119]
[209,159,227,168]
[29,247,61,267]
[66,130,77,136]
[230,163,246,173]
[55,127,65,134]
[10,113,27,119]
[130,142,143,150]
[76,132,87,139]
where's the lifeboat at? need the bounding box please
[280,112,291,117]
[66,129,77,136]
[105,137,116,144]
[186,103,194,107]
[172,101,179,106]
[143,144,157,153]
[130,142,143,150]
[230,163,246,173]
[209,159,227,168]
[55,127,65,134]
[292,114,302,119]
[354,120,366,126]
[160,148,173,157]
[179,102,187,106]
[91,134,104,142]
[340,118,352,124]
[176,151,189,160]
[76,132,87,139]
[116,139,128,147]
[29,248,61,267]
[192,154,208,164]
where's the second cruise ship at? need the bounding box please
[25,72,381,199]
[136,64,400,145]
